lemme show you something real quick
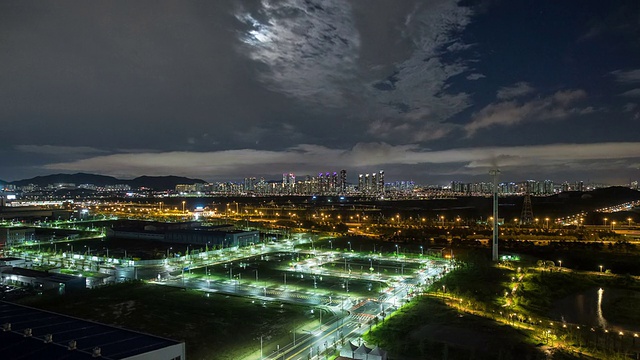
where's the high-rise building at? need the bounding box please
[339,169,347,193]
[331,172,338,192]
[282,173,295,194]
[365,174,370,193]
[371,173,377,194]
[543,180,554,195]
[243,177,256,192]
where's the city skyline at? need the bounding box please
[1,1,640,183]
[2,169,624,196]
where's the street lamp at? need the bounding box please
[545,217,550,229]
[629,218,633,227]
[182,201,186,214]
[420,245,423,256]
[558,260,562,268]
[604,218,608,227]
[599,265,603,273]
[348,241,352,251]
[395,244,399,257]
[611,221,616,230]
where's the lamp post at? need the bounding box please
[420,245,423,256]
[558,260,562,268]
[182,201,186,214]
[628,218,633,227]
[611,221,616,230]
[348,241,351,252]
[599,265,603,273]
[489,168,500,262]
[395,244,399,257]
[604,218,608,227]
[545,217,550,229]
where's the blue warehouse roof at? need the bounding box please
[0,301,183,359]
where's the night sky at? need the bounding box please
[1,0,639,184]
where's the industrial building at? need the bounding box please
[0,226,35,248]
[107,221,259,248]
[0,265,86,293]
[0,301,185,359]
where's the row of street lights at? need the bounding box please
[555,260,605,274]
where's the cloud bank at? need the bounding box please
[43,142,640,180]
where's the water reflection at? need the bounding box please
[596,288,607,328]
[552,287,640,332]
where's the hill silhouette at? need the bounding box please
[9,173,207,190]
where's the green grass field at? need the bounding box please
[364,296,564,360]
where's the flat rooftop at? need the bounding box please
[3,267,83,283]
[0,301,183,359]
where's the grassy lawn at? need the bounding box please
[364,296,565,360]
[432,253,512,308]
[17,282,311,359]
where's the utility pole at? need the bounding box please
[490,169,500,262]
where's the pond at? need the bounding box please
[550,287,640,332]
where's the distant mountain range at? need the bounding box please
[8,173,207,190]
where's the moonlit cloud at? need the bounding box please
[611,69,640,83]
[234,0,475,144]
[620,88,640,97]
[235,0,360,107]
[363,0,474,141]
[465,89,588,136]
[496,82,535,100]
[466,73,486,80]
